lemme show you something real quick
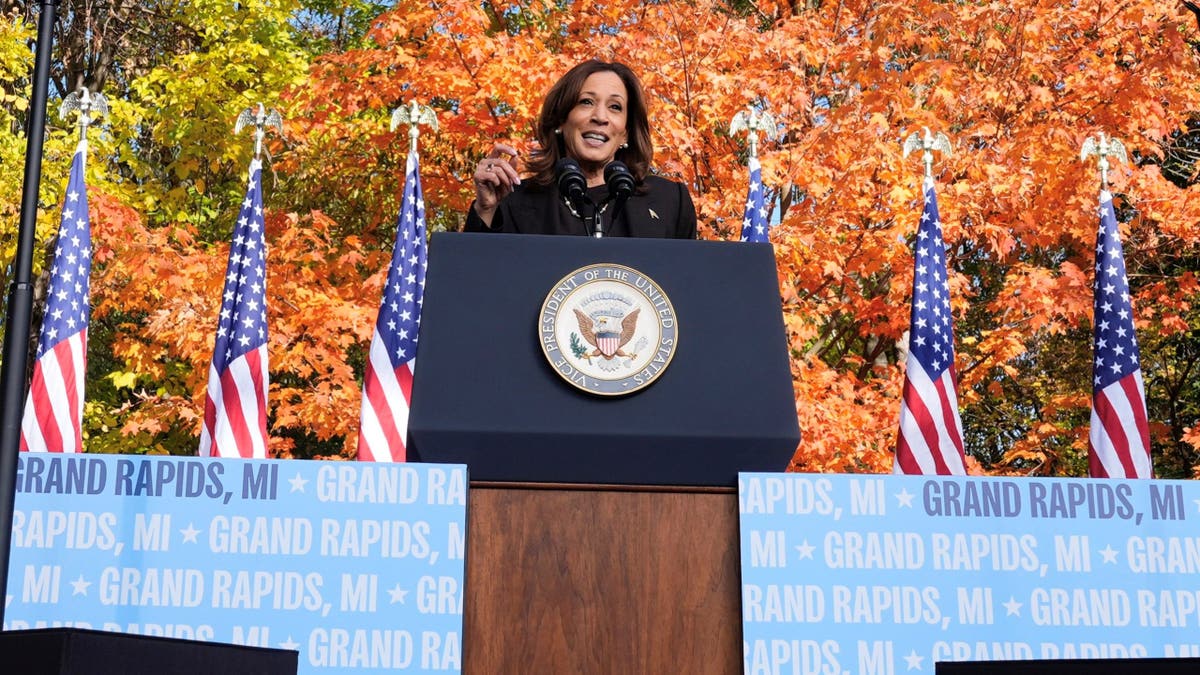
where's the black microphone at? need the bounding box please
[603,161,635,235]
[604,160,634,203]
[555,157,587,203]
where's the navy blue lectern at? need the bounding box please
[408,232,799,486]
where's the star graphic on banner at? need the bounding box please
[5,595,11,608]
[796,540,815,560]
[388,583,409,604]
[1099,545,1119,564]
[70,575,92,596]
[180,523,200,543]
[1002,596,1023,617]
[895,488,915,508]
[904,650,925,671]
[289,473,309,493]
[279,636,300,651]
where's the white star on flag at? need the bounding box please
[740,156,770,242]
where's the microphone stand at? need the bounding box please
[590,201,602,238]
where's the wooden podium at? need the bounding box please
[463,482,742,674]
[411,234,799,672]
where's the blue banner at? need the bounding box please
[5,454,467,674]
[739,473,1200,674]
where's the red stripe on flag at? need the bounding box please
[26,358,65,453]
[1093,389,1134,477]
[903,379,951,475]
[931,372,966,468]
[1090,376,1151,479]
[358,360,414,462]
[897,361,966,476]
[204,349,268,459]
[218,367,252,457]
[60,334,85,453]
[941,365,966,459]
[894,433,922,475]
[22,334,87,453]
[359,367,401,460]
[244,347,269,457]
[1119,375,1151,473]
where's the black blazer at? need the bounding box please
[465,175,696,239]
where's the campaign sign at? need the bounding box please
[4,454,467,674]
[739,473,1200,675]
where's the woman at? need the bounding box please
[465,61,696,238]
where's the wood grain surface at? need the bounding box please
[463,483,742,674]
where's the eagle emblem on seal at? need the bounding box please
[573,308,640,360]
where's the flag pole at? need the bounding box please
[730,106,776,243]
[0,0,60,627]
[198,104,281,459]
[1080,132,1150,479]
[902,127,953,181]
[355,101,435,462]
[1079,131,1127,193]
[894,127,967,476]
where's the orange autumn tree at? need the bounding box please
[94,0,1200,472]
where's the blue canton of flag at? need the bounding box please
[895,178,966,475]
[1088,191,1151,478]
[357,150,428,462]
[21,144,92,453]
[199,159,269,458]
[740,156,769,242]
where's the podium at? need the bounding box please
[409,233,799,673]
[410,233,799,486]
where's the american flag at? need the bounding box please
[1088,191,1151,478]
[740,156,769,242]
[198,159,269,458]
[894,178,967,475]
[20,144,91,453]
[357,150,427,462]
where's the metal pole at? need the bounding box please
[0,0,59,628]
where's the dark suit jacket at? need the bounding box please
[465,176,696,239]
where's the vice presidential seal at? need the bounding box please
[539,263,679,396]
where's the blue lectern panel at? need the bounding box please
[739,473,1200,675]
[4,454,467,675]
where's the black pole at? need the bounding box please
[0,0,59,628]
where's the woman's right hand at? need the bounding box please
[472,144,520,226]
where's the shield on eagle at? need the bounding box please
[573,309,640,360]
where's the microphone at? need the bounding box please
[603,161,634,234]
[555,157,587,203]
[604,160,634,203]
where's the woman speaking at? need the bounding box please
[465,61,696,239]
